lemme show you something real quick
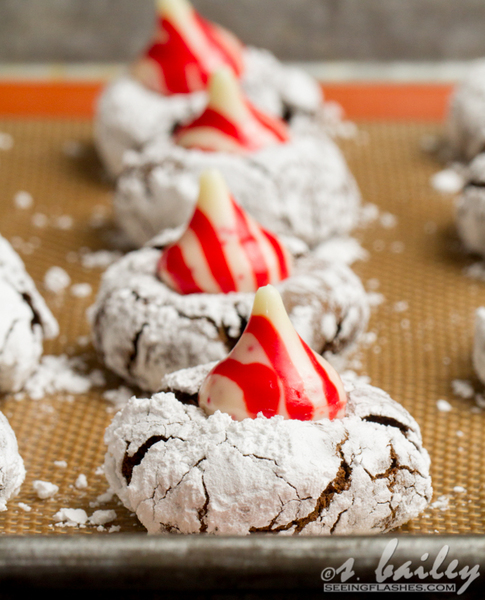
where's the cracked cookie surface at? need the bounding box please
[115,131,360,249]
[90,235,369,392]
[104,369,432,535]
[94,46,327,179]
[0,235,59,393]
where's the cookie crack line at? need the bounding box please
[122,433,184,484]
[127,322,148,377]
[20,292,42,331]
[362,415,410,436]
[249,437,352,535]
[198,476,210,533]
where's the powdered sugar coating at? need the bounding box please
[104,374,432,535]
[455,154,485,256]
[94,46,324,178]
[446,59,485,162]
[0,235,59,392]
[115,132,360,248]
[90,236,369,392]
[0,411,26,510]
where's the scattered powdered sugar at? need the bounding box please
[390,241,405,254]
[358,203,380,227]
[53,507,117,529]
[53,460,67,468]
[0,132,14,151]
[75,474,88,490]
[20,354,104,400]
[103,386,135,411]
[437,399,453,412]
[70,283,92,298]
[55,215,74,230]
[367,292,385,307]
[80,250,123,270]
[429,495,450,511]
[453,486,466,493]
[340,369,371,388]
[360,331,377,347]
[33,480,59,499]
[31,213,49,228]
[393,300,409,313]
[90,489,115,508]
[10,236,36,256]
[89,509,117,526]
[380,212,398,228]
[313,236,368,265]
[430,168,464,194]
[44,266,71,294]
[17,502,31,512]
[452,379,475,399]
[77,335,91,347]
[13,191,33,210]
[464,262,485,281]
[53,508,89,527]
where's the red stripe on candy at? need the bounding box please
[158,244,203,294]
[246,316,314,421]
[232,200,270,288]
[195,14,243,78]
[248,103,290,143]
[175,108,247,147]
[301,338,342,420]
[148,19,205,94]
[190,208,236,293]
[211,358,280,418]
[261,229,290,281]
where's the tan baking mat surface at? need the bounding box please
[0,118,484,536]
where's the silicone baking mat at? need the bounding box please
[0,115,484,537]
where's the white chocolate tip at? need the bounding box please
[251,285,293,332]
[196,168,233,222]
[208,68,247,121]
[156,0,192,20]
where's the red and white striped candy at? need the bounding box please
[131,0,244,95]
[198,285,348,421]
[174,68,290,153]
[157,169,292,294]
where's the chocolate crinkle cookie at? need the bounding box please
[446,59,485,162]
[90,234,370,392]
[104,368,432,535]
[95,46,328,179]
[115,134,360,249]
[455,153,485,256]
[0,235,59,393]
[0,411,26,510]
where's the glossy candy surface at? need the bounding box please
[198,285,348,421]
[131,0,245,95]
[174,68,290,153]
[157,170,292,294]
